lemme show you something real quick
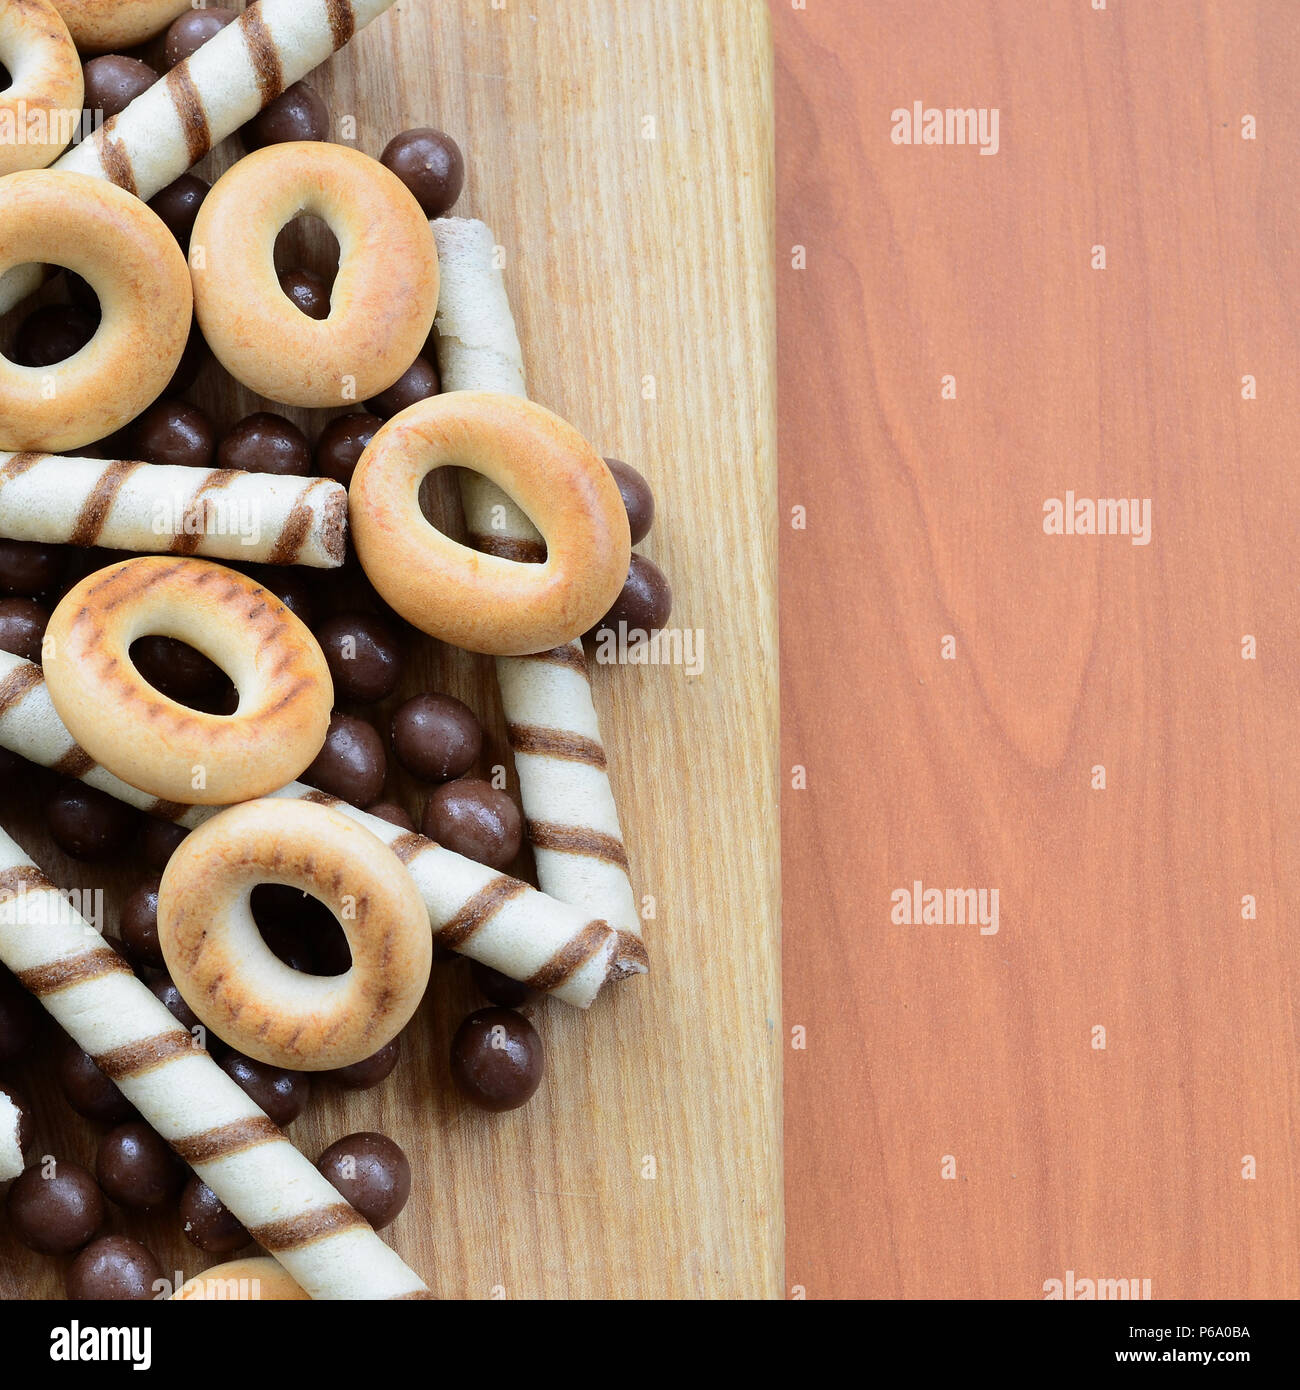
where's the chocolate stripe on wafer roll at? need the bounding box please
[0,454,347,568]
[431,217,645,974]
[0,653,629,1007]
[0,827,428,1299]
[0,0,401,315]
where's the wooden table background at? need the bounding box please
[779,0,1300,1299]
[0,0,780,1300]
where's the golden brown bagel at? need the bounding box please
[172,1258,311,1302]
[0,0,84,174]
[159,799,433,1071]
[0,171,191,452]
[349,392,632,655]
[50,0,192,52]
[190,142,439,407]
[43,557,333,805]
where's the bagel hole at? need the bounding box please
[0,269,102,368]
[418,466,549,563]
[275,215,340,315]
[0,65,12,95]
[129,637,238,715]
[251,884,353,977]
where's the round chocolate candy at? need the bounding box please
[66,1235,164,1301]
[130,636,227,708]
[241,81,328,151]
[421,779,522,871]
[316,1132,410,1229]
[471,960,539,1009]
[364,802,416,833]
[392,693,481,783]
[128,399,216,470]
[449,1008,544,1112]
[365,356,440,419]
[0,538,68,596]
[380,128,465,218]
[147,974,201,1035]
[118,878,163,971]
[280,268,332,321]
[218,1053,310,1127]
[589,553,673,637]
[13,304,98,368]
[603,458,656,545]
[251,567,316,629]
[47,782,139,861]
[6,1160,104,1255]
[315,612,404,704]
[163,7,238,68]
[0,966,42,1064]
[0,1081,35,1161]
[96,1121,185,1211]
[149,173,209,250]
[314,412,382,486]
[179,1175,250,1255]
[57,1039,135,1125]
[258,917,317,975]
[303,713,387,807]
[330,1038,400,1090]
[166,320,212,396]
[139,818,190,871]
[0,597,49,662]
[82,55,158,122]
[217,412,312,476]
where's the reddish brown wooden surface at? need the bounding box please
[778,0,1300,1299]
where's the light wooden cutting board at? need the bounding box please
[0,0,779,1300]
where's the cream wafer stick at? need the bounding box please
[0,652,633,1007]
[0,0,400,315]
[0,453,347,568]
[0,829,429,1299]
[431,218,645,975]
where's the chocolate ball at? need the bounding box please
[0,1081,35,1161]
[314,412,381,485]
[166,320,212,395]
[315,612,404,703]
[392,693,481,783]
[590,553,673,637]
[147,975,201,1035]
[139,818,190,871]
[471,960,539,1009]
[280,268,332,321]
[0,597,49,662]
[380,128,465,218]
[316,1132,410,1229]
[118,878,163,971]
[330,1038,400,1090]
[251,568,316,629]
[303,713,386,807]
[13,304,98,368]
[96,1121,185,1210]
[217,412,312,476]
[603,458,656,545]
[449,1008,544,1112]
[365,357,440,419]
[57,1040,135,1125]
[421,780,522,871]
[47,782,139,861]
[0,539,68,596]
[148,173,209,249]
[241,81,328,152]
[6,1161,104,1255]
[163,7,238,68]
[253,892,352,978]
[364,802,416,833]
[128,399,215,470]
[66,1235,163,1301]
[0,967,41,1064]
[130,636,228,708]
[82,55,158,122]
[179,1176,249,1255]
[218,1053,310,1128]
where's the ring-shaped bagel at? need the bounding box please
[43,557,333,806]
[0,0,84,174]
[50,0,192,53]
[190,142,439,408]
[0,171,192,452]
[158,799,433,1072]
[349,392,632,655]
[173,1258,310,1302]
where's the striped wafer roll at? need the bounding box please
[0,652,631,1007]
[0,453,347,568]
[0,0,400,314]
[0,828,429,1299]
[431,218,646,976]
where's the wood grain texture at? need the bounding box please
[778,0,1300,1299]
[0,0,780,1300]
